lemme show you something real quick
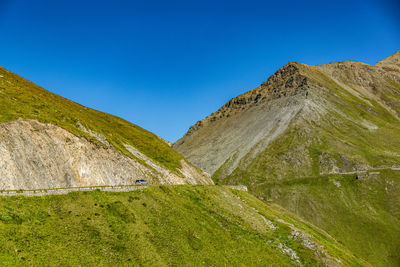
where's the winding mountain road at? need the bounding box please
[0,185,149,197]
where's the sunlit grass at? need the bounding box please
[0,66,183,173]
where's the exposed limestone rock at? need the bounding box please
[77,121,111,147]
[125,144,211,185]
[278,243,301,265]
[0,119,213,190]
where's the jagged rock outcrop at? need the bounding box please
[184,63,309,137]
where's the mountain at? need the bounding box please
[174,51,400,177]
[173,51,400,266]
[0,186,366,266]
[0,66,212,190]
[0,66,367,266]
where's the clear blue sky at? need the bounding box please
[0,0,399,141]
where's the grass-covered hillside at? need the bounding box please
[0,66,182,172]
[256,169,400,266]
[0,186,365,266]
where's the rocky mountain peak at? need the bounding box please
[183,62,309,137]
[377,50,400,64]
[375,50,400,76]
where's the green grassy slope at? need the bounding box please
[0,66,183,172]
[0,186,364,266]
[253,170,400,267]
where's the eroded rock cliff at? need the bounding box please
[0,119,211,190]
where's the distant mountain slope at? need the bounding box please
[173,51,400,266]
[174,52,400,178]
[0,66,212,189]
[264,169,400,267]
[0,186,366,266]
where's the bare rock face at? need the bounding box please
[0,119,212,190]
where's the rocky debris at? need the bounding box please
[262,216,277,230]
[278,243,301,265]
[77,122,111,147]
[291,229,318,250]
[318,152,372,175]
[333,181,341,188]
[274,219,342,266]
[174,94,306,175]
[286,224,341,266]
[226,185,248,191]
